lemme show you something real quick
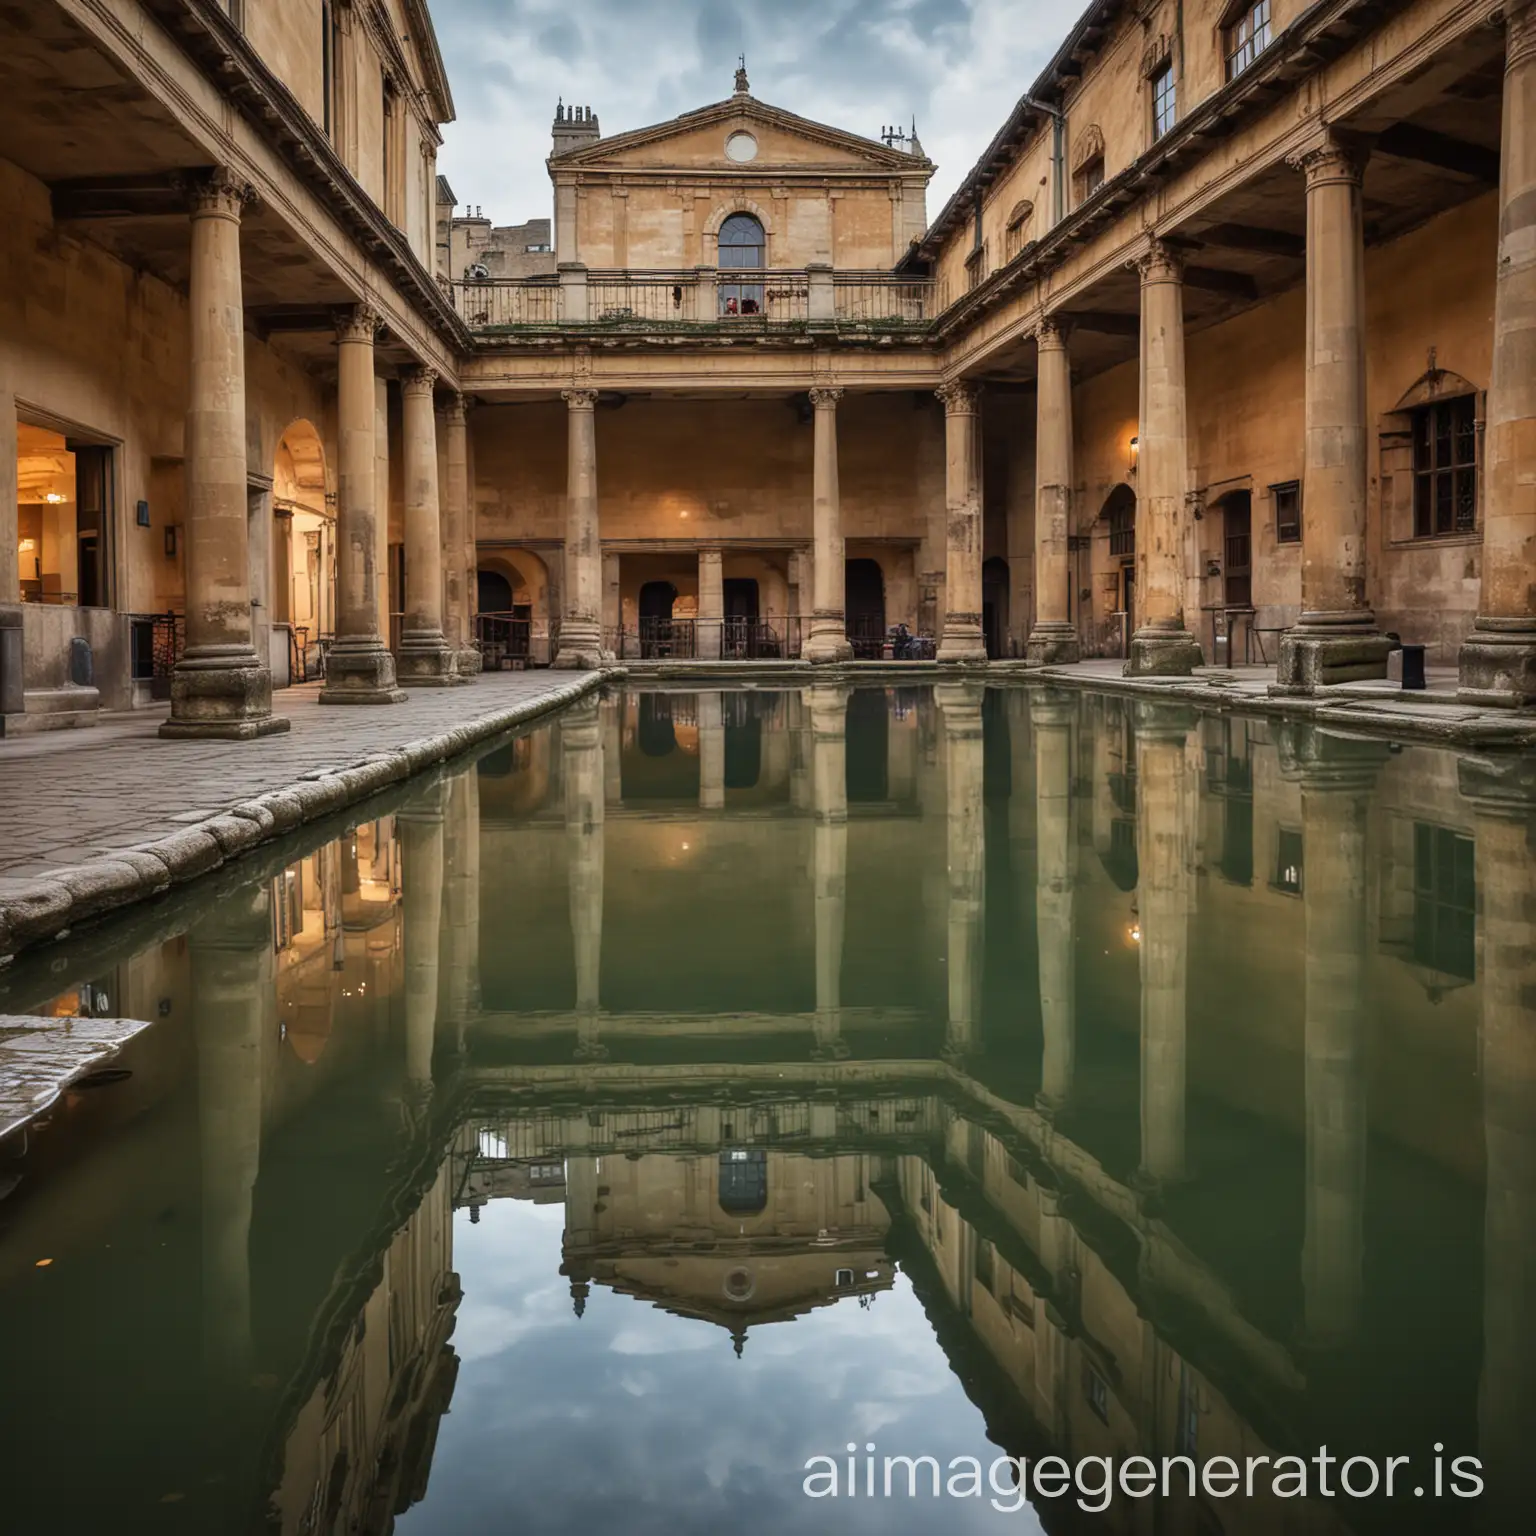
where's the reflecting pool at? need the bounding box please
[0,684,1532,1534]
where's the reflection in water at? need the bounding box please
[0,686,1530,1533]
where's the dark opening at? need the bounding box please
[718,1149,768,1214]
[846,688,890,802]
[845,558,886,658]
[1222,492,1253,609]
[724,691,763,790]
[478,568,514,613]
[637,693,678,757]
[982,557,1009,659]
[69,443,112,608]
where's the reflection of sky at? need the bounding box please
[397,1199,1045,1534]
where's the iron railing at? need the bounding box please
[128,611,184,697]
[477,611,532,669]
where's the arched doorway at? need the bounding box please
[476,564,529,666]
[477,568,513,614]
[982,557,1009,659]
[845,558,886,659]
[638,579,685,657]
[273,420,331,685]
[1101,484,1136,659]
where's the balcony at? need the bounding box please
[451,265,941,337]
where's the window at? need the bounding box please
[1108,491,1135,558]
[1272,827,1303,895]
[223,0,245,28]
[1152,63,1177,139]
[1084,1366,1110,1424]
[1272,479,1301,543]
[718,212,765,316]
[718,1148,769,1214]
[321,1,343,143]
[1226,2,1272,81]
[1413,823,1475,980]
[1412,395,1478,537]
[974,1240,995,1295]
[835,1268,855,1288]
[382,82,402,224]
[965,244,988,291]
[1076,155,1105,204]
[1004,200,1034,261]
[15,423,114,609]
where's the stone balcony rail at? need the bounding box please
[450,265,942,335]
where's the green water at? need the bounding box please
[0,684,1529,1535]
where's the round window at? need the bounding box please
[723,1266,756,1301]
[725,131,759,164]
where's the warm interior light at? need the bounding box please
[45,491,65,504]
[1129,924,1141,943]
[18,538,35,553]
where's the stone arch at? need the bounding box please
[1389,365,1481,415]
[479,547,553,663]
[702,198,778,265]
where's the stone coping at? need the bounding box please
[0,672,604,963]
[1,1014,153,1143]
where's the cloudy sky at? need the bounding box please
[432,0,1066,231]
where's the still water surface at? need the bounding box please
[0,684,1529,1534]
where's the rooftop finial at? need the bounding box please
[734,55,750,95]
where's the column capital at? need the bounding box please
[1036,314,1071,351]
[698,546,723,565]
[402,364,439,397]
[1510,0,1536,70]
[334,304,382,345]
[935,379,980,415]
[186,166,256,220]
[808,386,844,410]
[1135,236,1183,284]
[1287,127,1371,188]
[1459,753,1536,820]
[436,390,467,424]
[562,387,600,411]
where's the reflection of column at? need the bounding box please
[1461,5,1536,705]
[1274,132,1390,693]
[1135,701,1196,1186]
[1460,756,1536,1525]
[936,382,986,662]
[1027,320,1081,664]
[401,784,446,1097]
[806,388,853,663]
[399,367,460,685]
[564,697,606,1057]
[320,307,406,704]
[192,881,273,1374]
[163,170,286,739]
[1128,241,1201,677]
[440,768,482,1056]
[698,548,723,661]
[1281,725,1387,1346]
[554,389,604,668]
[810,684,849,1057]
[938,682,986,1061]
[698,691,725,810]
[1032,688,1077,1113]
[601,693,623,805]
[562,1153,599,1315]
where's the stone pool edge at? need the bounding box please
[0,670,610,963]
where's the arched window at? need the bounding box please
[719,213,765,317]
[1004,200,1034,261]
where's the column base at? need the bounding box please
[318,639,407,705]
[1270,620,1391,695]
[160,649,289,740]
[455,646,483,677]
[805,617,853,665]
[398,632,466,686]
[553,619,606,670]
[1457,621,1536,707]
[1024,624,1081,666]
[937,616,987,663]
[1125,626,1202,677]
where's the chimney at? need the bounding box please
[552,99,602,156]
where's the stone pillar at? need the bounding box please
[162,171,287,739]
[698,690,726,810]
[1033,688,1077,1113]
[698,547,724,661]
[1127,241,1201,677]
[1135,701,1196,1187]
[602,551,621,655]
[0,404,16,604]
[805,387,853,663]
[398,367,460,685]
[554,388,605,668]
[438,391,478,676]
[320,307,406,704]
[191,881,273,1373]
[810,683,849,1057]
[1279,724,1387,1346]
[936,382,987,662]
[564,696,606,1057]
[1461,6,1536,705]
[401,783,446,1100]
[271,508,294,626]
[939,682,986,1061]
[1027,320,1081,665]
[1459,756,1536,1525]
[1274,133,1391,693]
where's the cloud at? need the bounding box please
[431,0,1064,235]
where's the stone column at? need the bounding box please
[191,881,273,1373]
[1033,688,1077,1113]
[1027,320,1081,665]
[564,696,607,1057]
[400,783,446,1101]
[1279,724,1388,1346]
[805,387,853,663]
[1461,6,1536,705]
[698,690,726,810]
[1459,756,1536,1525]
[1274,133,1391,693]
[162,171,287,739]
[1127,241,1201,677]
[936,382,987,662]
[602,551,621,655]
[320,307,405,704]
[810,683,849,1057]
[271,508,294,626]
[438,391,478,676]
[1135,701,1196,1187]
[398,367,460,685]
[698,547,724,661]
[939,682,986,1061]
[0,405,17,604]
[554,388,605,668]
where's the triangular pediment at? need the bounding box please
[551,95,930,175]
